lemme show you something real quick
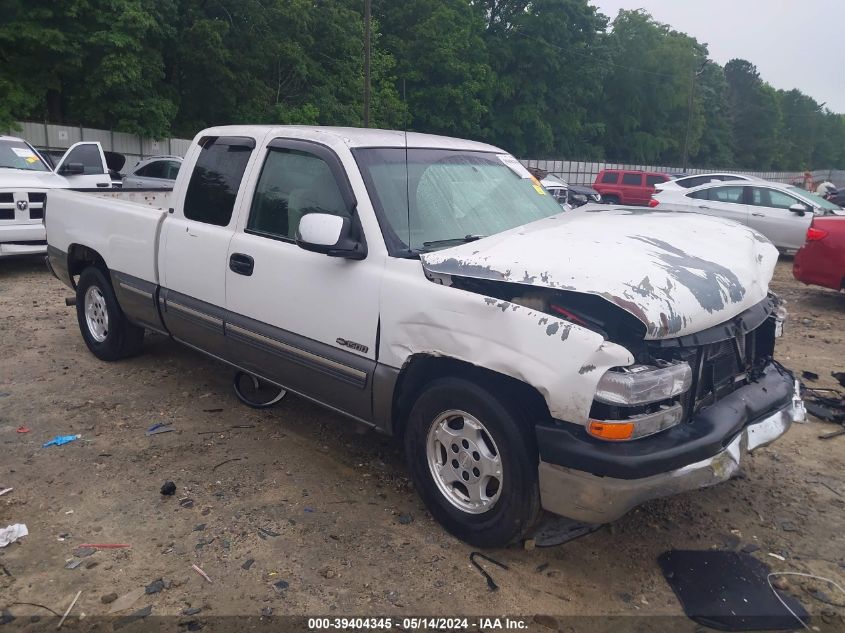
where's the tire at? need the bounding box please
[75,266,145,361]
[603,195,620,205]
[404,377,541,548]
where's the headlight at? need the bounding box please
[594,362,692,406]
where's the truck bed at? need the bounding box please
[46,189,170,284]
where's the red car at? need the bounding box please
[593,169,671,206]
[793,216,845,291]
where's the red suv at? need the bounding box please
[593,169,671,206]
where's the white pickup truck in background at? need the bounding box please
[45,125,799,547]
[0,135,114,257]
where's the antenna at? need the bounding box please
[403,79,411,250]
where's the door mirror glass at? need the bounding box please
[60,162,85,176]
[788,203,807,216]
[296,213,365,259]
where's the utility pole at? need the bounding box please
[363,0,372,128]
[682,59,708,172]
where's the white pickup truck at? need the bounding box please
[46,125,799,547]
[0,135,114,257]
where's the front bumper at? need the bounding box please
[537,364,797,524]
[0,223,47,257]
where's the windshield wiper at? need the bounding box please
[421,235,485,250]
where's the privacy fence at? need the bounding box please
[8,121,844,188]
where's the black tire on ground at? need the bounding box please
[603,195,619,205]
[404,377,541,548]
[75,266,145,361]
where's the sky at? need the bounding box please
[592,0,844,113]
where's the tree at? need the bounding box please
[724,58,782,169]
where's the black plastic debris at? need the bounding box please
[801,370,819,381]
[273,580,289,593]
[658,550,808,631]
[832,371,845,388]
[145,579,165,594]
[160,481,176,496]
[241,559,255,570]
[531,515,599,547]
[182,608,202,616]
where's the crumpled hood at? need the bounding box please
[421,207,779,340]
[0,168,68,189]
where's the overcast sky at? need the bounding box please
[591,0,844,113]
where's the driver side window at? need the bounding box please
[247,149,349,241]
[753,187,802,211]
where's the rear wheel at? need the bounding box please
[603,195,620,205]
[76,267,144,361]
[404,377,540,548]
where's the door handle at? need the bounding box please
[698,205,710,210]
[96,183,110,188]
[229,253,254,276]
[751,212,765,217]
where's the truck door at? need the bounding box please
[224,138,382,421]
[158,135,257,359]
[54,142,112,189]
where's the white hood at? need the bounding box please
[421,207,779,340]
[0,168,68,189]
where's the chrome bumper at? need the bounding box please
[538,404,793,525]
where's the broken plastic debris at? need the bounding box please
[192,563,213,583]
[0,523,28,547]
[16,426,29,433]
[0,488,13,497]
[146,422,174,436]
[42,434,81,448]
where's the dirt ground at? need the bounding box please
[1,256,844,631]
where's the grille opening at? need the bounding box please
[0,193,13,203]
[0,209,14,220]
[27,192,46,203]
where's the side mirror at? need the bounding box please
[59,162,85,176]
[296,213,366,260]
[788,203,807,217]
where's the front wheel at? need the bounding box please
[404,377,540,548]
[76,267,144,361]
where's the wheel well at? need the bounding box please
[67,244,108,287]
[390,355,551,438]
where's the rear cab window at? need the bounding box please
[622,173,642,185]
[600,172,619,184]
[183,136,256,226]
[646,174,667,186]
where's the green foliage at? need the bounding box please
[0,1,842,168]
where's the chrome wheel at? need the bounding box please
[84,286,109,343]
[426,409,503,514]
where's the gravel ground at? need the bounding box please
[1,256,844,631]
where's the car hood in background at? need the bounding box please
[0,168,69,189]
[421,207,779,340]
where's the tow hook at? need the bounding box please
[65,297,76,307]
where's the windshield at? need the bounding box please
[787,186,844,214]
[0,139,50,172]
[354,148,564,252]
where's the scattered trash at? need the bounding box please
[160,481,176,496]
[146,422,174,436]
[182,607,202,616]
[64,559,83,570]
[257,527,279,538]
[7,602,59,616]
[832,371,845,388]
[303,507,315,513]
[57,590,82,630]
[193,524,206,532]
[0,392,9,398]
[398,513,413,525]
[659,550,808,630]
[0,523,28,547]
[768,572,845,628]
[242,559,255,570]
[107,587,146,614]
[42,434,80,448]
[0,487,12,497]
[72,546,96,558]
[768,552,787,561]
[801,370,819,381]
[804,388,845,422]
[78,543,131,549]
[212,457,243,472]
[16,426,29,433]
[261,607,273,616]
[469,551,509,592]
[273,580,290,593]
[203,408,223,413]
[819,427,845,440]
[145,579,165,594]
[101,593,118,604]
[192,563,213,583]
[179,498,195,508]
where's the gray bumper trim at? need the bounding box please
[538,404,792,524]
